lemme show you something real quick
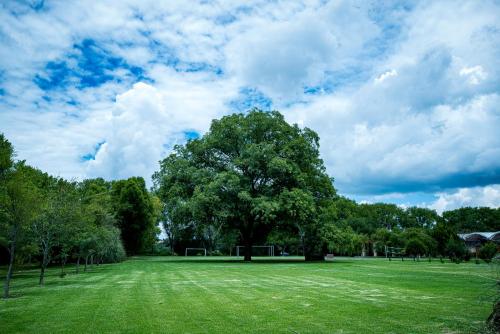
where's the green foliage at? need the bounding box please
[320,223,364,256]
[479,242,497,263]
[0,162,43,296]
[153,110,336,261]
[401,228,437,256]
[0,133,14,176]
[445,238,468,262]
[405,238,427,257]
[112,177,158,255]
[403,207,439,229]
[267,228,302,255]
[443,207,500,233]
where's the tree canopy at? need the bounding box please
[153,110,336,261]
[112,177,158,255]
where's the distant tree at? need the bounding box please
[112,177,157,255]
[33,177,80,285]
[401,228,437,257]
[405,238,427,260]
[445,238,468,263]
[321,223,362,256]
[77,178,114,271]
[153,110,336,261]
[371,228,405,256]
[403,207,439,229]
[267,228,302,256]
[479,242,497,263]
[0,133,14,175]
[443,207,500,233]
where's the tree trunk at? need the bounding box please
[39,266,45,286]
[302,228,324,261]
[39,250,49,286]
[3,240,16,299]
[76,256,80,274]
[243,236,252,262]
[60,256,67,277]
[84,255,88,272]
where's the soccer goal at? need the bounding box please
[385,246,405,261]
[234,245,275,257]
[185,248,207,256]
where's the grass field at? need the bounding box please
[0,256,496,333]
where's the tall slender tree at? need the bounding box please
[112,177,157,255]
[1,163,41,298]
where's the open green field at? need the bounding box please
[1,256,496,333]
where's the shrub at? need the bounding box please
[210,250,223,256]
[151,243,175,256]
[445,238,468,262]
[406,238,427,259]
[479,243,498,263]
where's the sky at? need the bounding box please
[1,0,499,213]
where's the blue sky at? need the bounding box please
[1,0,499,212]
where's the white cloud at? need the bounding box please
[1,0,500,209]
[85,73,236,183]
[375,69,398,84]
[430,184,500,214]
[225,0,379,99]
[459,65,487,85]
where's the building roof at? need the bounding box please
[458,232,500,241]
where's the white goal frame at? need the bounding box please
[385,246,405,261]
[185,248,207,256]
[235,245,275,257]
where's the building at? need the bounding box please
[458,232,500,254]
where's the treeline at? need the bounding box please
[317,199,499,260]
[155,193,500,260]
[152,110,500,261]
[0,134,160,298]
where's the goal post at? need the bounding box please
[185,248,207,256]
[385,246,405,261]
[235,245,275,257]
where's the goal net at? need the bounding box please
[234,245,275,257]
[185,248,207,256]
[386,246,404,260]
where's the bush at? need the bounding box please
[445,238,468,262]
[479,243,498,263]
[406,238,427,258]
[210,250,223,256]
[151,243,175,256]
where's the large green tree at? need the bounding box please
[153,110,336,261]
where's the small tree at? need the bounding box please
[406,238,427,261]
[33,178,80,286]
[445,238,468,263]
[479,242,497,263]
[1,163,41,298]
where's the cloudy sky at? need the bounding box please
[1,0,499,213]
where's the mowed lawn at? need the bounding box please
[0,256,496,333]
